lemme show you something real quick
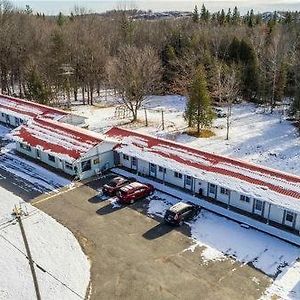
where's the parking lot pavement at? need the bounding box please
[34,174,271,300]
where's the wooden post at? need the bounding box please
[144,109,148,127]
[14,206,41,300]
[161,110,165,130]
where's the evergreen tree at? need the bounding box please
[274,63,287,103]
[200,4,210,23]
[291,87,300,118]
[26,68,51,105]
[228,37,240,62]
[219,9,226,25]
[239,40,259,101]
[248,9,255,27]
[226,8,232,24]
[192,5,199,23]
[232,6,240,24]
[57,12,65,26]
[185,66,214,134]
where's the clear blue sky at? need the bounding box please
[11,1,300,15]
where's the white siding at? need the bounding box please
[217,186,230,204]
[229,192,253,213]
[269,205,284,224]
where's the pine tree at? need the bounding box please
[291,87,300,119]
[192,5,199,23]
[226,8,232,24]
[219,9,226,25]
[232,6,240,24]
[274,63,287,103]
[57,12,65,26]
[239,40,259,101]
[26,68,51,105]
[200,4,209,23]
[248,9,255,27]
[185,66,214,134]
[228,37,240,62]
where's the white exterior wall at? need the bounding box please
[0,113,25,127]
[269,205,284,224]
[217,186,230,204]
[164,169,185,188]
[227,191,254,213]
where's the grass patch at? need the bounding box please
[185,128,215,138]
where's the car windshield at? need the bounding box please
[107,180,119,187]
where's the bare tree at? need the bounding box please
[212,63,240,140]
[107,45,161,122]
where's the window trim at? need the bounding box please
[240,195,250,203]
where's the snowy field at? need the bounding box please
[71,95,300,176]
[0,186,90,300]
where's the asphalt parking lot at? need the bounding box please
[32,173,271,300]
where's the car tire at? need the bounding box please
[130,199,134,204]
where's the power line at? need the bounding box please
[0,230,85,299]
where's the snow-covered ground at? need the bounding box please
[146,193,300,300]
[0,186,90,299]
[71,96,300,176]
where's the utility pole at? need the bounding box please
[161,110,165,131]
[13,205,41,300]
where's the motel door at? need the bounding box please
[149,163,157,178]
[36,149,41,159]
[253,199,264,216]
[185,175,193,192]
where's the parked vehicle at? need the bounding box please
[164,201,201,226]
[116,182,154,204]
[214,107,227,118]
[103,176,135,196]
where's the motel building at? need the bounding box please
[10,117,116,179]
[0,94,86,127]
[105,127,300,239]
[1,94,300,244]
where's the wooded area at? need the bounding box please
[0,0,300,124]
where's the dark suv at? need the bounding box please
[102,176,135,196]
[164,202,201,226]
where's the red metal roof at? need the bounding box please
[0,94,68,119]
[105,127,300,201]
[12,118,103,161]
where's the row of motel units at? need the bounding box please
[0,94,86,127]
[2,95,299,237]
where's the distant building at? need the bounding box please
[0,94,86,127]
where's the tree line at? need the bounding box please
[0,0,300,131]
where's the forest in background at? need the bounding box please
[0,0,300,127]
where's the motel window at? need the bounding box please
[209,184,216,194]
[174,172,182,179]
[220,187,230,195]
[240,195,250,203]
[48,154,55,162]
[286,211,295,223]
[20,143,31,152]
[132,157,137,166]
[123,154,129,161]
[81,160,91,172]
[186,175,192,186]
[93,158,100,165]
[65,162,73,170]
[158,166,166,173]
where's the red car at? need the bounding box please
[116,182,154,204]
[102,176,136,196]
